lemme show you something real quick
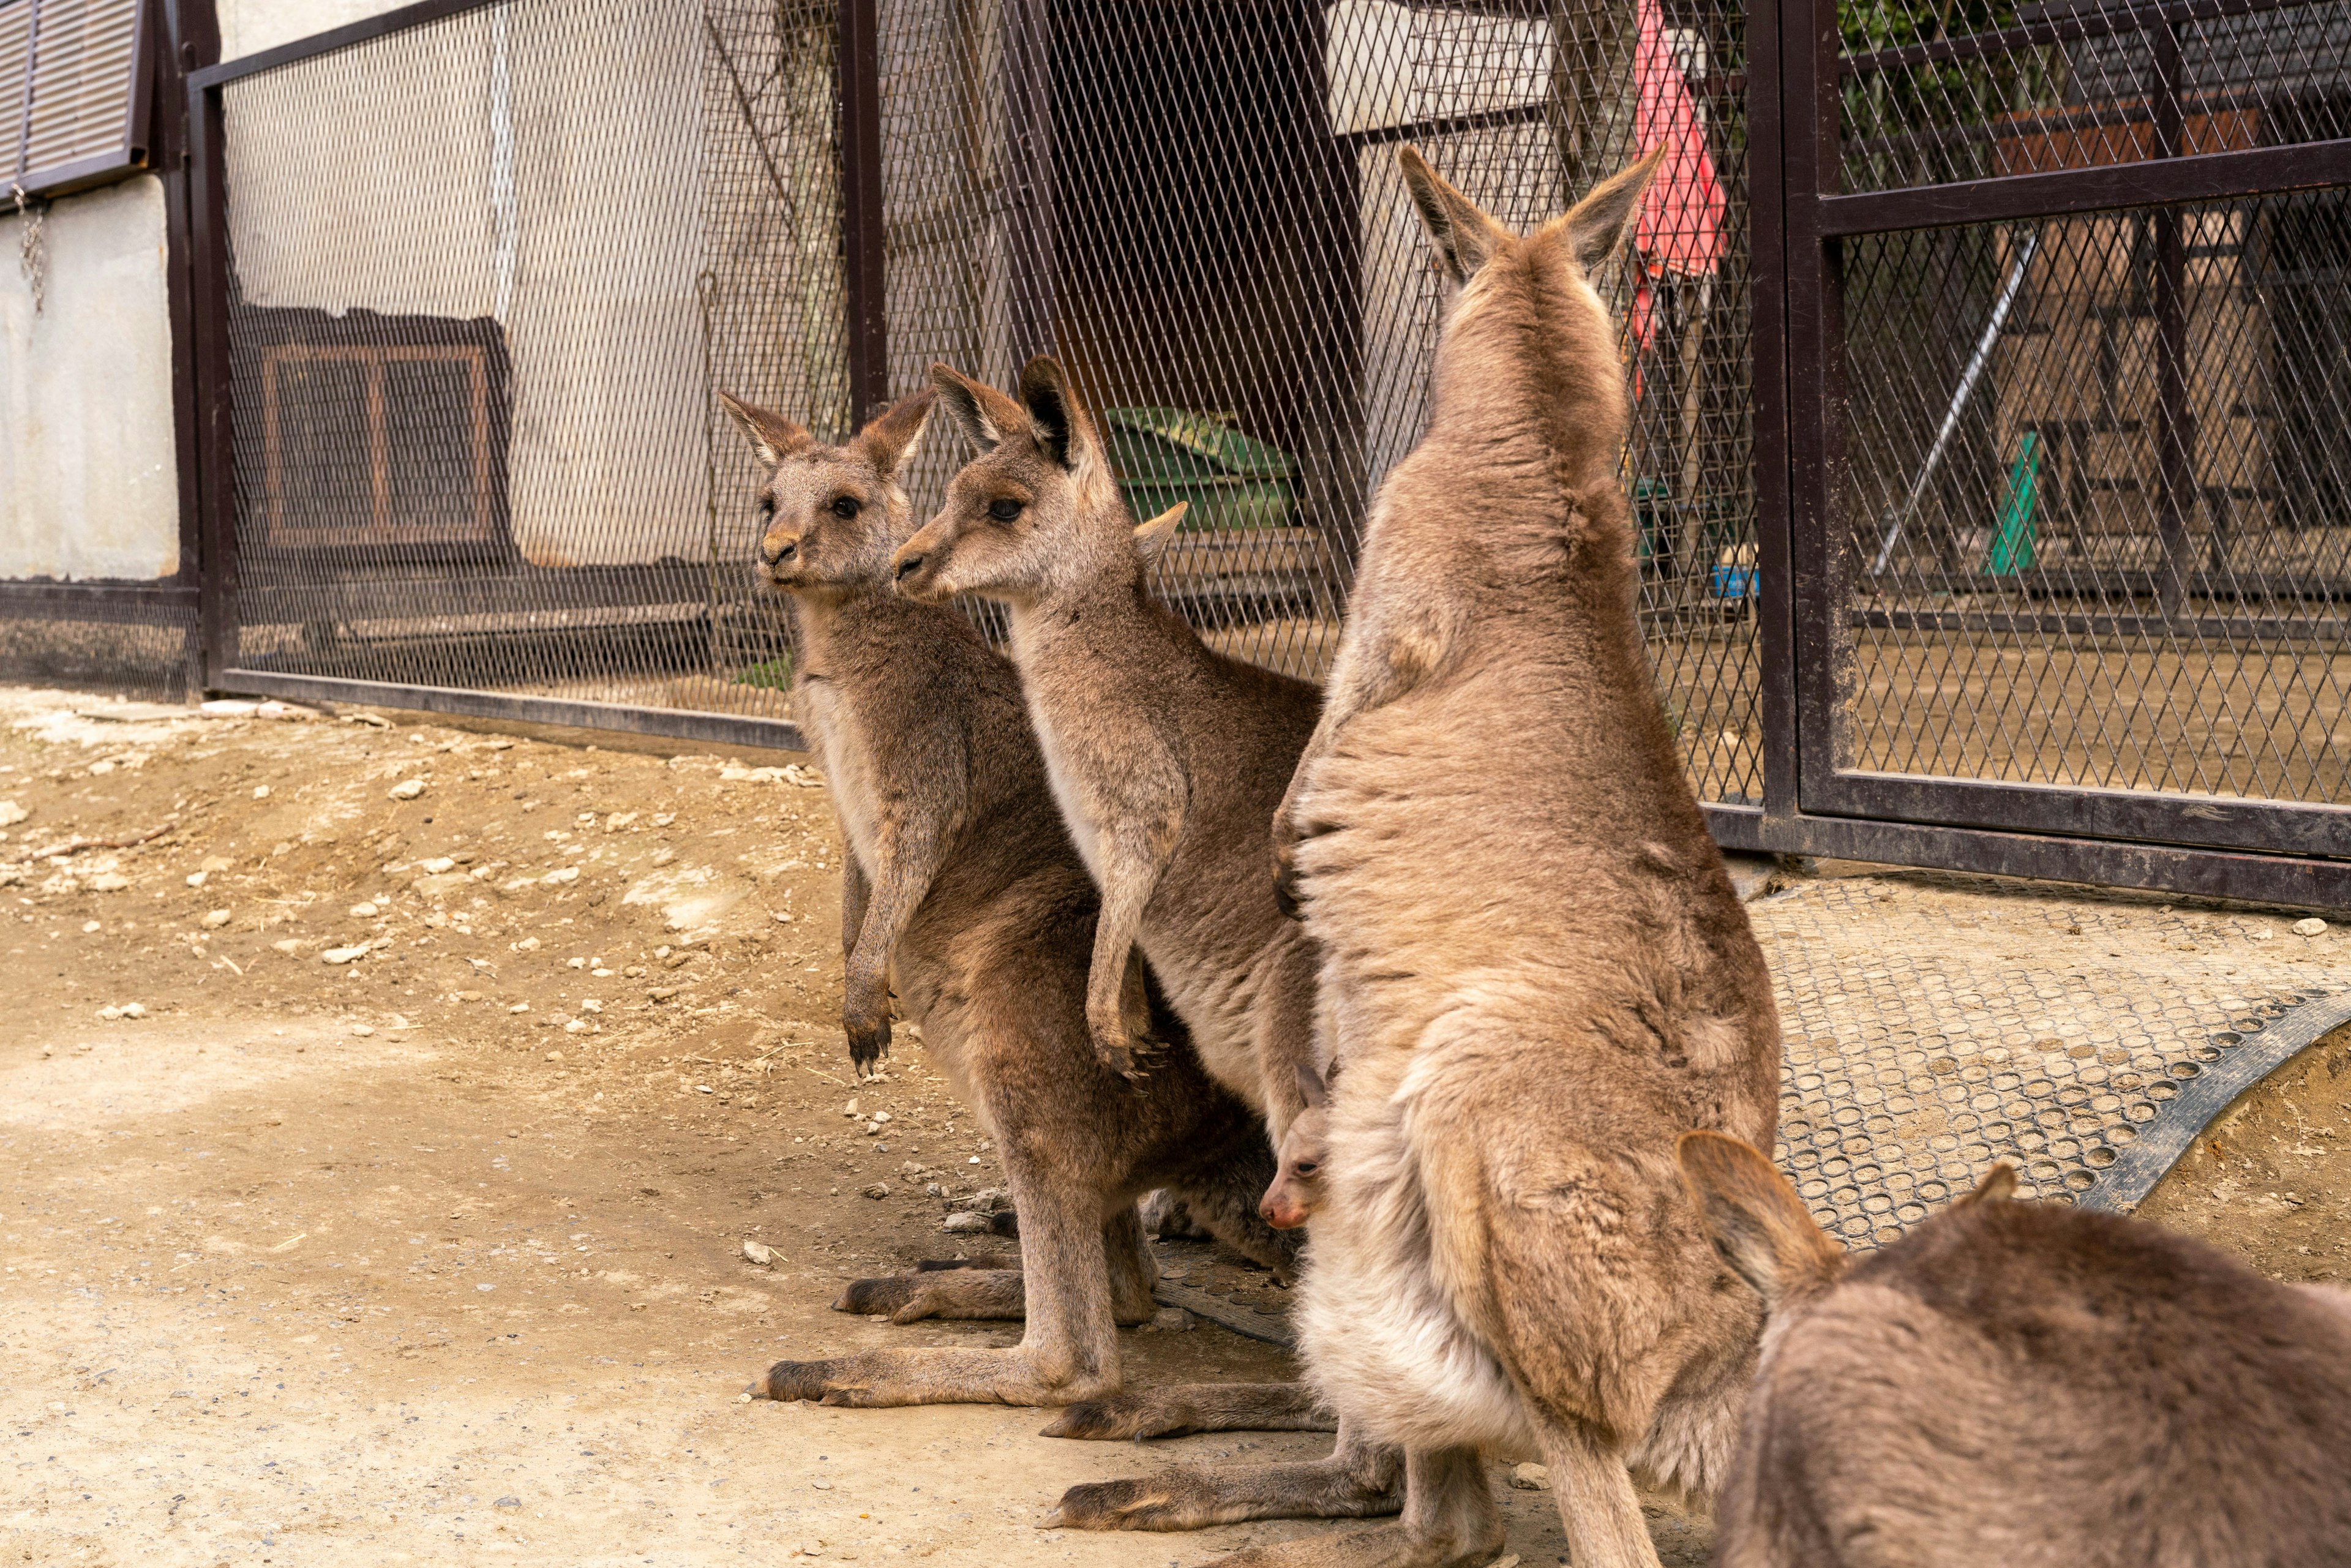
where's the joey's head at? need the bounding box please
[891,357,1139,607]
[718,388,934,599]
[1397,143,1667,467]
[1259,1062,1333,1231]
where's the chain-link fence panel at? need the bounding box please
[192,0,1761,801]
[1821,0,2351,821]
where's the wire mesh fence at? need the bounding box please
[182,0,1765,802]
[1829,1,2351,810]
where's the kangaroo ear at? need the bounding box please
[1016,355,1101,473]
[929,362,1027,454]
[1676,1132,1843,1307]
[717,391,812,468]
[1133,501,1187,566]
[1545,142,1670,272]
[1398,146,1513,283]
[1295,1060,1329,1112]
[857,388,934,479]
[1955,1163,2020,1207]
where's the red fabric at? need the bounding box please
[1627,0,1723,364]
[1633,0,1724,278]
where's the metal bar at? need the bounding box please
[1704,804,2351,912]
[1804,767,2351,860]
[186,77,238,689]
[1002,0,1053,366]
[1782,0,1851,820]
[12,146,152,197]
[2151,20,2192,620]
[2082,992,2351,1215]
[1853,607,2351,645]
[836,0,888,424]
[214,671,810,754]
[1333,100,1550,150]
[235,563,727,625]
[157,0,212,602]
[1839,0,2313,78]
[1748,0,1800,823]
[188,0,505,89]
[0,582,202,613]
[1818,140,2351,234]
[1870,228,2039,573]
[1870,568,2351,601]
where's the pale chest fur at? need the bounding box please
[793,679,883,882]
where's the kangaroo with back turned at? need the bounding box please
[1680,1131,2351,1568]
[1037,146,1778,1566]
[719,388,1295,1411]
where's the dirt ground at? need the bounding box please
[0,687,1722,1568]
[0,684,2332,1568]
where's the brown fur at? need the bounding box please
[1681,1133,2351,1568]
[893,359,1399,1520]
[714,389,1294,1409]
[893,356,1325,1132]
[1130,146,1782,1568]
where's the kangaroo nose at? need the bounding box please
[761,537,797,566]
[893,553,923,582]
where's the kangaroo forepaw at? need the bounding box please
[846,1017,891,1076]
[1040,1390,1193,1441]
[1271,842,1303,921]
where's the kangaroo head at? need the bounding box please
[1259,1062,1332,1231]
[719,389,934,598]
[1397,143,1668,470]
[892,356,1129,606]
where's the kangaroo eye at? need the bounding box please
[831,496,861,520]
[1294,1162,1319,1177]
[987,498,1023,522]
[757,496,776,519]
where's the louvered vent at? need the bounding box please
[3,0,150,198]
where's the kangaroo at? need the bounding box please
[892,361,1398,1514]
[1258,1063,1330,1231]
[891,358,1324,1133]
[1679,1131,2351,1568]
[1051,146,1777,1566]
[716,388,1295,1410]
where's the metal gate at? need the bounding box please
[43,0,2342,907]
[1760,0,2351,906]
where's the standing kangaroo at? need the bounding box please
[1680,1132,2351,1568]
[890,361,1327,1141]
[718,388,1294,1410]
[892,361,1395,1506]
[1108,146,1778,1568]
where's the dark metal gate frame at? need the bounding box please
[147,0,2351,909]
[1728,0,2351,910]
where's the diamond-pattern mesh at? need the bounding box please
[188,0,1761,804]
[1834,0,2351,805]
[1837,0,2351,194]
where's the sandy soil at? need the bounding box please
[0,688,1730,1568]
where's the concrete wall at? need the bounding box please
[0,175,181,581]
[222,0,710,568]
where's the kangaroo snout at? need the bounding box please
[892,552,924,582]
[759,533,799,568]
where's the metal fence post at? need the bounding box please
[1003,0,1053,366]
[837,0,888,424]
[186,69,238,690]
